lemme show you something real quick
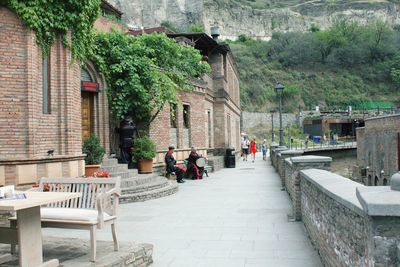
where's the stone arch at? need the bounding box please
[374,176,379,186]
[80,60,110,154]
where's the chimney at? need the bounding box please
[211,25,220,40]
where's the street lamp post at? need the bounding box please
[275,82,285,146]
[270,111,275,143]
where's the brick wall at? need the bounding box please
[0,7,86,184]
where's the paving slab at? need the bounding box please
[41,153,321,267]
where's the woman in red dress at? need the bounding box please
[250,137,257,162]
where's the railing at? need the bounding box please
[288,139,357,151]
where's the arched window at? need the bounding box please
[81,67,93,82]
[374,176,379,186]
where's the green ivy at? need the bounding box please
[3,0,100,61]
[92,31,211,122]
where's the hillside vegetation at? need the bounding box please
[228,19,400,112]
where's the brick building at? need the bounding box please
[133,30,241,166]
[356,114,400,186]
[0,2,125,186]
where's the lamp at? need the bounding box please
[270,110,276,143]
[275,82,285,146]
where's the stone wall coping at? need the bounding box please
[300,169,365,216]
[279,150,304,156]
[273,147,288,153]
[365,113,400,122]
[290,155,332,163]
[356,186,400,216]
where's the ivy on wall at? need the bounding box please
[2,0,100,61]
[92,31,211,122]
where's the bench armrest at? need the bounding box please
[96,188,121,228]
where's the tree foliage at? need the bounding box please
[92,32,210,123]
[3,0,100,61]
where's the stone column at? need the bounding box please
[269,142,278,158]
[286,155,332,221]
[356,172,400,266]
[271,146,287,169]
[277,150,304,187]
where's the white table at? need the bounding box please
[0,191,80,267]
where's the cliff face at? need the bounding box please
[107,0,203,31]
[109,0,400,39]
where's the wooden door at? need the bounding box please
[81,92,93,141]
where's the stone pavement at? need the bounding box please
[43,153,322,267]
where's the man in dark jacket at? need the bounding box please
[165,145,185,183]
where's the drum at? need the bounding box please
[196,157,206,167]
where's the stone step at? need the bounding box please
[120,182,179,203]
[109,171,131,179]
[128,169,138,177]
[100,164,128,173]
[101,158,119,167]
[121,177,170,194]
[120,174,161,188]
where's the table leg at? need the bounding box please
[17,206,43,266]
[16,206,59,267]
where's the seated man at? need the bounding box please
[165,145,185,183]
[186,147,205,180]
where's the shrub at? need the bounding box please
[82,135,105,165]
[132,136,156,161]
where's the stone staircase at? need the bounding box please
[100,158,178,203]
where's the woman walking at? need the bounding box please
[250,137,257,162]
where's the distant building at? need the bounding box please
[303,113,364,141]
[356,114,400,186]
[130,28,241,168]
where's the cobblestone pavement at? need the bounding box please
[43,153,322,267]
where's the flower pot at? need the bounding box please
[138,159,153,174]
[85,164,101,177]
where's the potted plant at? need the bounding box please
[82,134,105,177]
[132,135,156,174]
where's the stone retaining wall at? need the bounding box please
[270,152,400,266]
[277,150,304,187]
[300,169,370,266]
[284,156,331,220]
[300,169,400,266]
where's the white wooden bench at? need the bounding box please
[10,177,121,262]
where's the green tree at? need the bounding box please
[92,32,210,123]
[188,24,204,32]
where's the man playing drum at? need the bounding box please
[186,147,206,180]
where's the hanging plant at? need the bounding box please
[2,0,100,61]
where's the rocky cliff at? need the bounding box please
[108,0,400,39]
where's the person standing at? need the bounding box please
[165,145,186,183]
[250,137,257,162]
[261,139,267,161]
[241,136,250,161]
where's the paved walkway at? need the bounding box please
[44,153,322,267]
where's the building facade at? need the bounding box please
[0,2,124,186]
[142,31,241,165]
[356,114,400,186]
